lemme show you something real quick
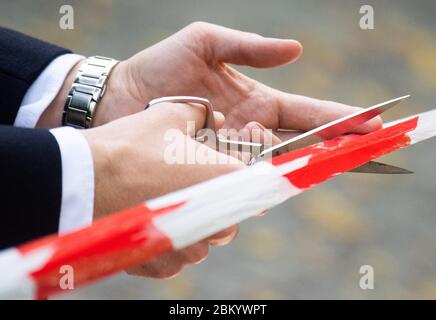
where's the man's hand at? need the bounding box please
[81,102,250,278]
[93,22,382,136]
[37,22,384,279]
[83,103,245,217]
[39,22,382,134]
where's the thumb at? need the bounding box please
[147,102,207,134]
[192,23,302,67]
[147,102,226,140]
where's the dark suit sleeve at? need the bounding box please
[0,27,71,124]
[0,126,62,249]
[0,27,71,249]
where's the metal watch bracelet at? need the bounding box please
[62,56,119,129]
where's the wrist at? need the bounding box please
[91,60,146,127]
[80,127,120,220]
[37,59,85,128]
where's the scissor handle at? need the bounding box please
[145,96,264,163]
[145,96,216,141]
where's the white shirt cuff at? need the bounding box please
[15,53,94,234]
[50,127,95,234]
[14,53,85,128]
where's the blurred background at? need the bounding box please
[1,0,435,299]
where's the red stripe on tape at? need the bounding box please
[272,117,418,189]
[18,202,184,297]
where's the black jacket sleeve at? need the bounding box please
[0,27,71,249]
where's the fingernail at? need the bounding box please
[213,111,225,121]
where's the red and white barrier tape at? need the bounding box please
[1,109,436,299]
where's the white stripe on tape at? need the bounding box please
[0,247,53,299]
[408,109,436,144]
[152,159,308,249]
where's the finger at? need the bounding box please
[273,92,383,133]
[126,253,184,279]
[207,225,239,246]
[176,242,209,264]
[231,124,275,219]
[147,102,207,134]
[166,138,246,192]
[214,111,225,129]
[149,104,226,143]
[241,122,281,163]
[218,121,281,157]
[193,22,303,67]
[226,149,252,165]
[127,242,210,279]
[243,121,282,147]
[221,127,252,163]
[217,127,255,164]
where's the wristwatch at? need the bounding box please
[62,56,119,129]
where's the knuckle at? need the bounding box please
[187,21,213,46]
[183,22,215,62]
[245,121,263,132]
[188,21,210,33]
[171,105,190,121]
[158,103,188,122]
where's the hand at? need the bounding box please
[37,22,384,278]
[81,101,259,278]
[83,102,245,216]
[93,22,382,136]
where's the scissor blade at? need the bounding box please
[350,161,413,174]
[257,95,410,160]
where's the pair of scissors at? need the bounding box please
[146,95,411,174]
